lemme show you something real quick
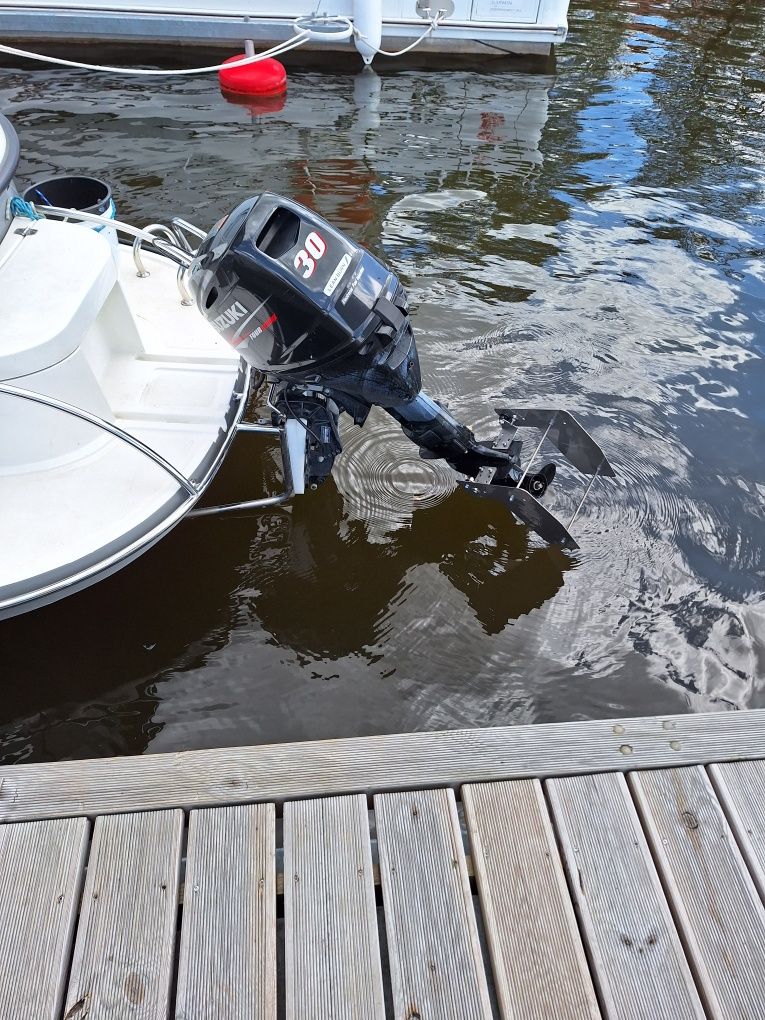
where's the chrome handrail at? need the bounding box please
[0,383,198,495]
[189,490,292,516]
[177,264,194,306]
[188,422,295,516]
[238,422,281,435]
[0,383,297,519]
[170,217,207,251]
[134,223,196,304]
[132,223,180,278]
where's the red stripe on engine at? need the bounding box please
[231,313,277,348]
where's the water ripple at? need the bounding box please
[333,411,457,536]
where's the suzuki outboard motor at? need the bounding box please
[189,193,614,549]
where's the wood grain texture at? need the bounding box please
[63,809,183,1020]
[0,709,761,821]
[631,766,765,1019]
[709,759,765,901]
[175,804,276,1020]
[548,772,705,1020]
[463,779,600,1020]
[284,794,384,1020]
[0,817,88,1019]
[375,788,492,1020]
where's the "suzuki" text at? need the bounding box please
[213,301,248,332]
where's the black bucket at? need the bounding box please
[23,175,114,217]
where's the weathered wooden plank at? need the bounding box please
[631,766,765,1018]
[375,788,492,1020]
[0,817,88,1019]
[175,804,276,1020]
[709,759,765,901]
[0,710,762,821]
[63,810,183,1020]
[284,794,384,1019]
[548,772,705,1020]
[463,779,600,1019]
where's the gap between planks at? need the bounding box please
[179,854,478,899]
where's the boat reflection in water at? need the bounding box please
[254,477,570,650]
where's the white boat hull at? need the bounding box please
[0,215,250,620]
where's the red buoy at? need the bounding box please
[218,55,287,98]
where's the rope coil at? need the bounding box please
[9,197,41,220]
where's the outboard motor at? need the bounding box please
[189,193,614,549]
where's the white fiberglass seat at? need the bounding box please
[0,215,116,380]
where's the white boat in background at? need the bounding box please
[0,113,265,619]
[0,1,570,67]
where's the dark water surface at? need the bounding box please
[2,0,764,764]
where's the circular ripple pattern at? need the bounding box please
[333,414,458,534]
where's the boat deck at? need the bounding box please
[1,709,765,1018]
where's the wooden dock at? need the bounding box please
[1,709,765,1018]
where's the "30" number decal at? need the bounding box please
[293,231,326,279]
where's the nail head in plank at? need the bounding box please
[631,766,765,1019]
[0,817,88,1019]
[175,803,276,1020]
[548,772,705,1020]
[375,788,492,1020]
[709,760,765,902]
[63,809,183,1020]
[463,779,600,1020]
[284,794,384,1019]
[1,709,763,821]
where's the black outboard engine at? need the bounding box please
[189,193,614,549]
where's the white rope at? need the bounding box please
[0,32,308,75]
[28,204,179,245]
[360,13,445,58]
[292,14,354,41]
[0,11,445,74]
